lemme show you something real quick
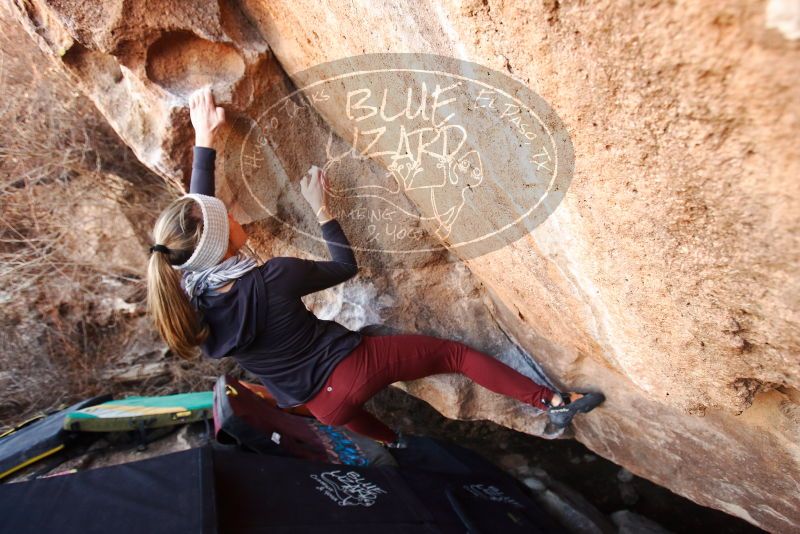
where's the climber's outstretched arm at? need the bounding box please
[188,86,226,196]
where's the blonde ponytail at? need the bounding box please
[146,197,209,359]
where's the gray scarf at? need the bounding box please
[182,253,258,299]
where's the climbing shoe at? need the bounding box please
[546,392,605,429]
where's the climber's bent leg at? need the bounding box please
[306,385,398,444]
[339,408,398,444]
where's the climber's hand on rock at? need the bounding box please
[189,85,226,148]
[300,165,330,220]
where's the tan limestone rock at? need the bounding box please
[6,1,799,530]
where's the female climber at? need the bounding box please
[145,86,605,447]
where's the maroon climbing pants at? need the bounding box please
[304,334,555,444]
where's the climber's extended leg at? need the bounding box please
[305,334,605,443]
[344,334,557,410]
[354,334,606,429]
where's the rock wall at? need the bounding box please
[7,0,799,531]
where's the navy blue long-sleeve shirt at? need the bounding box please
[187,146,364,407]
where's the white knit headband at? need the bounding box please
[176,193,230,272]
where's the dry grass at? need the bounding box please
[0,18,242,429]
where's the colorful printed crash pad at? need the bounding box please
[213,375,396,467]
[62,392,213,432]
